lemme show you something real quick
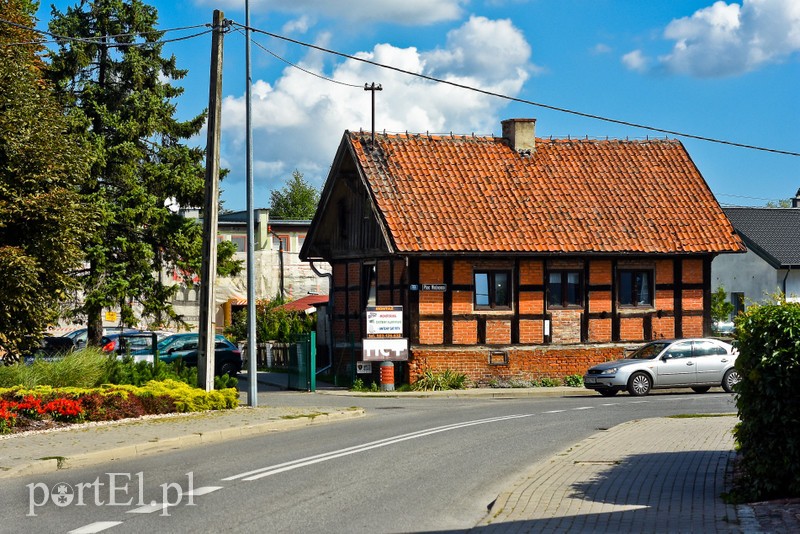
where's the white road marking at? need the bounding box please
[68,522,123,534]
[127,503,172,514]
[223,414,537,482]
[187,486,223,497]
[543,410,565,413]
[572,406,594,410]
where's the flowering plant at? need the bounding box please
[0,404,17,433]
[42,398,84,423]
[14,395,45,419]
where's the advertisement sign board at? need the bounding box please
[366,306,403,338]
[362,338,409,361]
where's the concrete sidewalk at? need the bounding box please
[473,415,755,533]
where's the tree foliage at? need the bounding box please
[0,0,92,359]
[269,170,320,220]
[711,286,734,324]
[732,297,800,502]
[46,0,239,342]
[224,297,314,344]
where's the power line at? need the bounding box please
[229,20,800,158]
[0,18,211,48]
[231,27,362,89]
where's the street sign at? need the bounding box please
[104,311,118,322]
[356,361,373,374]
[421,284,447,291]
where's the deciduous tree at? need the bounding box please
[0,0,92,359]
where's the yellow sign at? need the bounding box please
[104,311,118,322]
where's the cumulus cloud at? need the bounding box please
[622,49,649,72]
[218,17,533,207]
[282,16,312,35]
[194,0,465,25]
[624,0,800,77]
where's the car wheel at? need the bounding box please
[691,386,711,393]
[220,363,239,378]
[627,372,652,396]
[722,369,741,393]
[599,389,618,397]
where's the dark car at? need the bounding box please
[131,333,242,377]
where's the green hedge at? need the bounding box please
[733,299,800,501]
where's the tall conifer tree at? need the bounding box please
[47,0,238,344]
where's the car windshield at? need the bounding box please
[628,342,671,360]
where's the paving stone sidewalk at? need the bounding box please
[474,416,748,533]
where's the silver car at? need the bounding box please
[583,338,741,397]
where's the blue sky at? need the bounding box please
[37,0,800,211]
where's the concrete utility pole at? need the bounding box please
[245,0,258,406]
[198,9,226,392]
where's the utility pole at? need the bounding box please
[198,10,226,391]
[364,82,382,148]
[245,0,258,406]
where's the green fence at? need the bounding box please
[287,332,316,391]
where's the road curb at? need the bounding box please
[0,408,364,478]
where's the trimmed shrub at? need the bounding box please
[732,299,800,502]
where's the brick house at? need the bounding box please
[300,119,744,385]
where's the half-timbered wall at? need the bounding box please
[330,255,712,383]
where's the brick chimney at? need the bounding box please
[793,188,800,208]
[502,118,536,155]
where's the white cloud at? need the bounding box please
[628,0,800,77]
[591,43,612,55]
[622,49,649,72]
[281,15,312,35]
[194,0,465,25]
[424,16,534,84]
[219,17,533,205]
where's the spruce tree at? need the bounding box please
[47,0,239,345]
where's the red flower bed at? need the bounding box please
[0,390,177,434]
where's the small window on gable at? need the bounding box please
[547,271,582,308]
[474,270,511,309]
[618,269,653,307]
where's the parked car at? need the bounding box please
[131,333,242,377]
[712,320,735,335]
[62,327,140,349]
[583,338,741,397]
[100,332,157,355]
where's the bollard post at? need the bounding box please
[380,361,395,392]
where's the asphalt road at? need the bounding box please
[1,391,736,533]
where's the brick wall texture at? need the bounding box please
[331,256,711,384]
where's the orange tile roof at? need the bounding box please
[348,131,744,255]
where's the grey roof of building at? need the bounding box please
[722,207,800,268]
